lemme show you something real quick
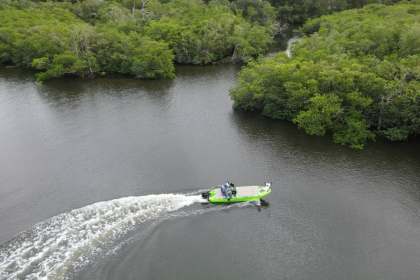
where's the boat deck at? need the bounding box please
[214,186,261,199]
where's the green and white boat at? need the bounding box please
[202,182,271,203]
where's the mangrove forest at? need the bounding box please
[230,1,420,148]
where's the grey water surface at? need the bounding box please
[1,28,420,280]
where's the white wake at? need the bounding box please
[0,194,205,280]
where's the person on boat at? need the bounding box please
[218,182,229,198]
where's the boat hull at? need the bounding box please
[206,185,271,203]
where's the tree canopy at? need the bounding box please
[267,0,404,24]
[230,2,420,148]
[0,0,278,81]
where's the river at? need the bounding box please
[1,27,420,280]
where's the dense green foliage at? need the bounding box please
[0,1,175,81]
[141,0,276,64]
[230,2,420,148]
[268,0,403,24]
[0,0,277,81]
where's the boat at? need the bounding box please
[201,182,271,203]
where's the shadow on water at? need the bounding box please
[257,198,270,212]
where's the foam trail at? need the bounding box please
[0,194,203,280]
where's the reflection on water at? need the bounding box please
[230,107,420,174]
[0,65,38,82]
[38,75,175,106]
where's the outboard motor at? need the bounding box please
[202,191,210,199]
